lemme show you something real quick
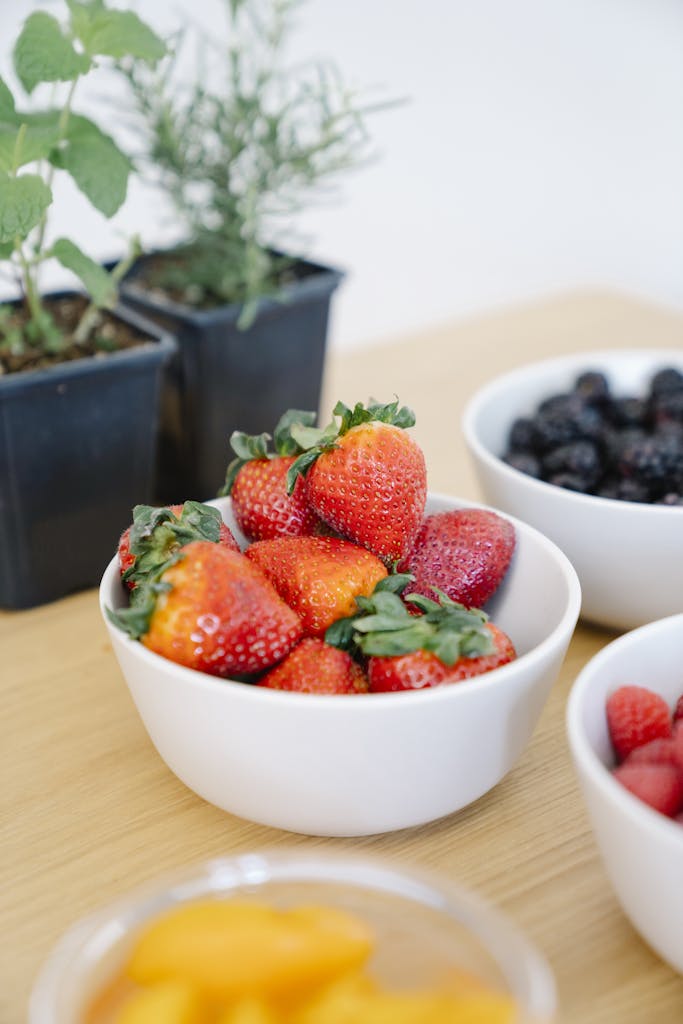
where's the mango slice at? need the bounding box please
[113,979,206,1024]
[215,998,281,1024]
[293,984,517,1024]
[126,900,374,1001]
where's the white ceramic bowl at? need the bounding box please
[566,613,683,974]
[462,348,683,631]
[100,492,580,837]
[30,850,557,1023]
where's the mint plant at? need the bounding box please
[0,1,165,360]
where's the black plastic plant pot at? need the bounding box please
[119,253,344,504]
[0,300,175,610]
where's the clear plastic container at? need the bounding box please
[30,850,556,1023]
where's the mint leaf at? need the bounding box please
[52,114,131,216]
[52,237,117,307]
[13,12,90,95]
[0,79,16,121]
[0,116,60,173]
[0,172,52,243]
[72,7,166,63]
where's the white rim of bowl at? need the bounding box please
[29,850,557,1023]
[461,348,683,515]
[566,613,683,844]
[99,492,582,708]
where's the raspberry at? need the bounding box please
[612,762,683,817]
[606,685,672,761]
[674,695,683,724]
[673,721,683,771]
[626,738,680,769]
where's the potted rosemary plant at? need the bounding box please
[118,0,381,503]
[0,1,172,609]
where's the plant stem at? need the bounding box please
[73,238,142,346]
[33,77,79,259]
[17,244,43,326]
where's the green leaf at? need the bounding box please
[71,6,166,63]
[0,115,61,173]
[230,430,271,461]
[124,501,223,590]
[286,447,324,493]
[0,78,17,121]
[13,12,90,95]
[52,114,132,216]
[52,237,116,307]
[273,409,317,455]
[0,172,52,243]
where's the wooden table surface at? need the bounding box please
[3,290,683,1024]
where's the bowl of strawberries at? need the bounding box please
[101,399,581,836]
[566,613,683,973]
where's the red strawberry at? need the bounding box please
[288,400,427,564]
[324,578,515,693]
[109,541,302,676]
[245,535,387,637]
[118,502,239,589]
[399,508,515,608]
[258,638,369,694]
[221,412,323,541]
[367,623,515,692]
[606,686,673,762]
[612,762,683,817]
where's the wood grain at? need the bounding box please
[3,289,683,1023]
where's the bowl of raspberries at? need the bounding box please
[100,399,580,836]
[462,349,683,630]
[567,612,683,974]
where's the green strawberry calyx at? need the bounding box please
[220,408,317,495]
[286,398,417,494]
[325,575,495,664]
[106,500,223,640]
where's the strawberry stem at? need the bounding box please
[325,580,494,665]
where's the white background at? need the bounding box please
[1,0,682,351]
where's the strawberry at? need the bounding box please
[258,637,369,694]
[108,541,302,676]
[325,579,515,692]
[245,535,388,637]
[288,400,427,564]
[612,762,683,817]
[220,411,323,541]
[606,685,673,762]
[399,508,515,608]
[118,501,239,589]
[367,624,515,692]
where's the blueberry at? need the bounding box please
[651,389,683,426]
[574,371,610,404]
[545,472,591,494]
[542,440,603,488]
[618,433,683,495]
[650,367,683,396]
[609,396,650,429]
[615,478,652,504]
[507,416,538,453]
[504,451,542,478]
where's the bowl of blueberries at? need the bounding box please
[462,349,683,631]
